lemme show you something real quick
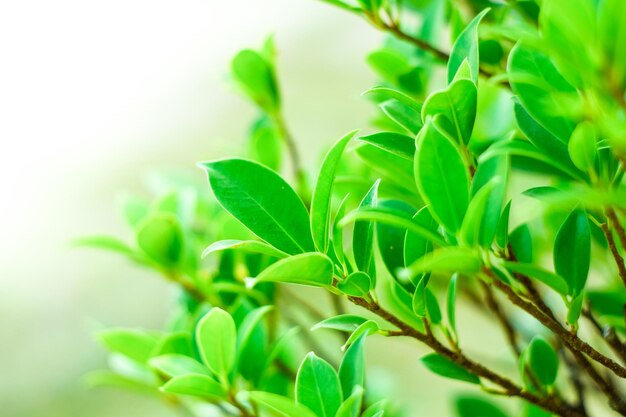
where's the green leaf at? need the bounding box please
[363,86,422,113]
[136,214,184,267]
[503,262,569,296]
[495,201,511,250]
[249,391,318,417]
[455,396,508,417]
[236,306,274,370]
[332,193,351,265]
[568,121,597,172]
[509,224,533,263]
[422,79,477,145]
[335,385,364,417]
[412,276,429,317]
[339,334,366,400]
[343,320,379,350]
[404,207,438,268]
[341,207,446,248]
[97,329,159,364]
[85,370,155,394]
[311,130,358,253]
[447,274,458,339]
[376,200,416,279]
[161,374,226,399]
[202,240,289,259]
[380,99,423,135]
[567,293,585,326]
[447,8,490,84]
[527,336,559,387]
[74,235,136,257]
[358,132,415,161]
[353,180,380,276]
[508,41,579,142]
[337,271,372,297]
[414,116,470,234]
[421,353,480,384]
[312,315,369,333]
[296,353,342,417]
[251,252,333,288]
[200,158,314,254]
[426,289,442,324]
[249,116,282,171]
[149,354,211,378]
[196,308,236,380]
[402,247,481,280]
[460,178,501,247]
[598,0,626,94]
[231,49,279,111]
[554,209,591,296]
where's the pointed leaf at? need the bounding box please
[554,209,590,296]
[196,308,236,379]
[252,252,333,288]
[296,353,342,417]
[448,8,490,83]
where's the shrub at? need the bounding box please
[80,1,626,416]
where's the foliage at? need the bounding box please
[80,1,626,416]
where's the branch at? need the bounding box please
[346,296,585,417]
[583,307,626,364]
[480,281,521,357]
[604,208,626,288]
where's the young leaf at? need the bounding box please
[412,275,429,317]
[161,374,227,399]
[402,247,481,280]
[337,271,372,297]
[420,353,480,384]
[414,116,470,234]
[455,396,508,417]
[339,334,366,400]
[447,274,458,339]
[567,293,585,326]
[199,158,314,255]
[249,391,318,417]
[296,353,342,417]
[358,132,415,161]
[149,354,211,378]
[426,289,442,324]
[460,178,501,247]
[97,329,159,364]
[343,320,379,350]
[509,224,533,263]
[332,193,351,265]
[353,180,380,277]
[231,49,279,111]
[311,130,358,253]
[236,306,274,369]
[312,315,369,333]
[202,239,289,259]
[380,99,423,135]
[196,308,236,380]
[335,385,364,417]
[136,214,184,268]
[447,8,490,84]
[495,201,511,250]
[568,121,597,172]
[251,252,333,288]
[527,336,559,387]
[554,209,591,296]
[376,200,416,279]
[503,262,569,296]
[404,207,438,268]
[421,79,477,145]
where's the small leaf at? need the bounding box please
[311,130,358,253]
[353,180,380,277]
[358,132,415,161]
[380,99,423,135]
[568,121,597,172]
[412,276,429,317]
[567,293,585,326]
[296,353,342,417]
[199,158,314,255]
[231,49,279,111]
[460,179,501,247]
[236,306,274,370]
[196,308,236,380]
[149,354,210,378]
[161,374,226,399]
[455,396,508,417]
[554,209,591,296]
[509,225,533,263]
[251,253,334,288]
[426,289,442,324]
[495,201,511,250]
[335,385,364,417]
[421,353,480,384]
[503,262,569,296]
[249,391,318,417]
[422,79,477,145]
[447,274,459,339]
[527,336,559,387]
[339,335,366,400]
[97,329,159,364]
[332,193,351,265]
[337,271,372,297]
[136,214,184,267]
[402,247,481,280]
[448,8,490,84]
[376,200,416,279]
[343,321,379,350]
[414,116,470,234]
[404,207,438,268]
[312,315,369,333]
[202,240,289,259]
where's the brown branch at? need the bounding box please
[583,307,626,364]
[489,276,626,415]
[602,214,626,288]
[346,296,585,417]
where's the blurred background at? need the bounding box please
[0,1,508,416]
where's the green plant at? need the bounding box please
[79,1,626,416]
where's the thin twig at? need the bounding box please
[602,220,626,288]
[583,307,626,363]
